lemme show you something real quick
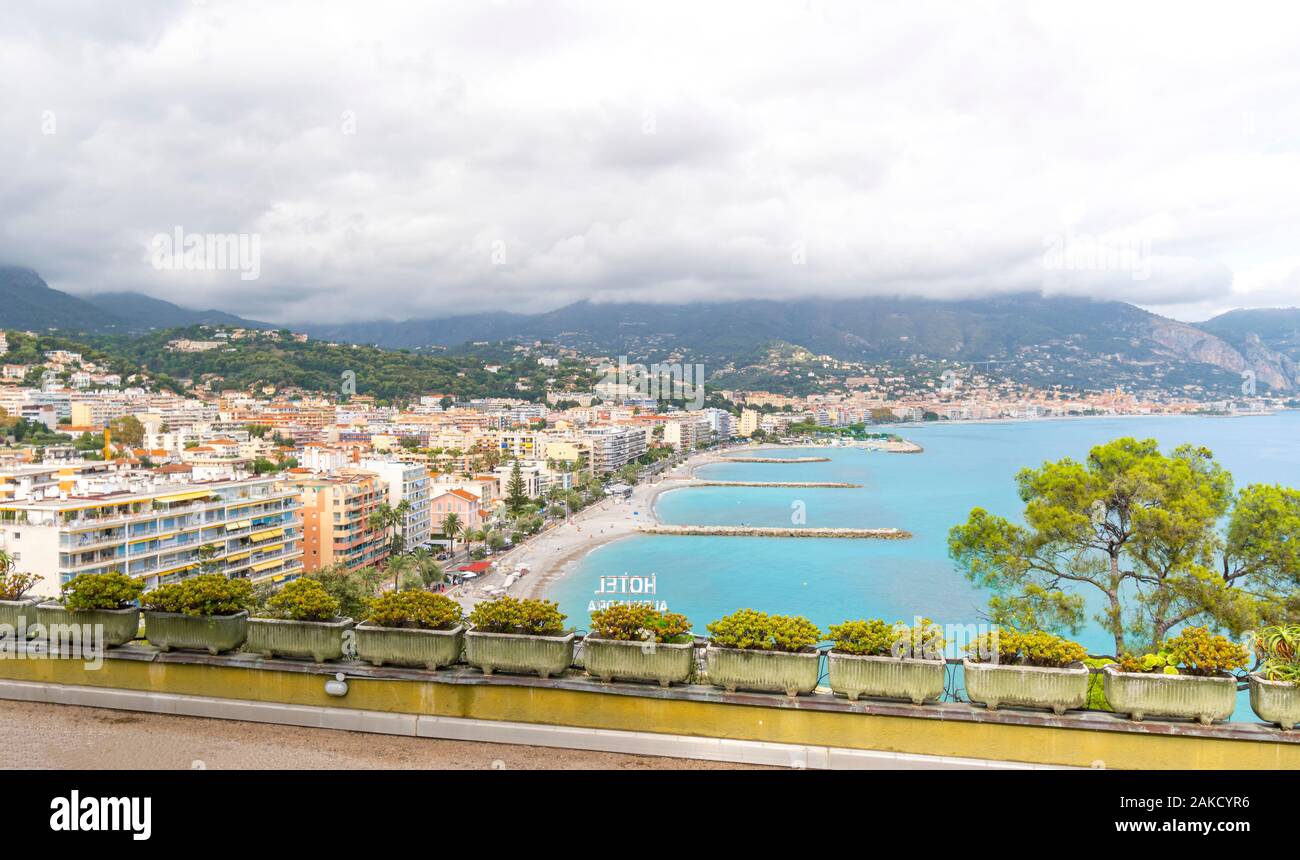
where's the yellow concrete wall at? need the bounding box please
[2,657,1295,769]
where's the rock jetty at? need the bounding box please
[638,525,911,539]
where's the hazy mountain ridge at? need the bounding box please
[306,294,1300,393]
[0,266,267,334]
[3,264,1298,393]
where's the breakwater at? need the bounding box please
[720,456,832,463]
[686,480,861,488]
[638,525,911,539]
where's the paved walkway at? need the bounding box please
[0,700,762,769]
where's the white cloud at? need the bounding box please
[2,0,1299,323]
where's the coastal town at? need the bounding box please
[0,322,1288,605]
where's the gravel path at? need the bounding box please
[0,700,762,770]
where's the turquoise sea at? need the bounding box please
[548,411,1300,721]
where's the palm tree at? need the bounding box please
[391,499,412,556]
[441,512,462,557]
[368,502,396,555]
[369,500,413,562]
[409,547,444,588]
[385,553,418,592]
[461,525,481,557]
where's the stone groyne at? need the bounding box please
[638,525,911,539]
[683,480,861,488]
[719,456,832,463]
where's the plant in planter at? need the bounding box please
[464,596,574,678]
[704,609,822,697]
[0,550,42,637]
[38,571,143,647]
[582,604,695,687]
[963,628,1090,715]
[1105,627,1247,725]
[141,573,253,654]
[246,578,353,663]
[356,590,465,670]
[827,618,946,704]
[1250,624,1300,730]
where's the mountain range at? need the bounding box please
[0,266,269,333]
[3,264,1298,394]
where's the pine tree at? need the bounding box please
[506,459,529,514]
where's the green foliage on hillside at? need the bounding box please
[14,326,599,403]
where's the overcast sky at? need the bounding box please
[3,1,1299,324]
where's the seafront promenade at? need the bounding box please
[459,440,916,604]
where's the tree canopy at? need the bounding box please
[948,437,1300,656]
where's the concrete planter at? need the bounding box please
[0,596,42,638]
[964,659,1089,715]
[143,610,248,654]
[247,616,354,663]
[36,603,140,647]
[1249,673,1300,731]
[582,637,696,687]
[828,651,945,704]
[1103,666,1236,725]
[464,628,575,679]
[355,622,464,670]
[705,645,821,698]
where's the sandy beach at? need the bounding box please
[449,456,696,607]
[448,439,900,607]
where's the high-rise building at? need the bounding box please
[580,426,647,473]
[292,472,389,573]
[359,459,432,549]
[0,475,303,598]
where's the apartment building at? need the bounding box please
[662,414,713,451]
[293,472,389,573]
[0,475,303,598]
[360,459,432,549]
[581,426,647,473]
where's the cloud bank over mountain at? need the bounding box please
[2,0,1299,323]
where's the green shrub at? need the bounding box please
[0,571,41,601]
[309,564,383,620]
[830,618,944,658]
[1118,627,1248,677]
[142,573,254,616]
[589,604,692,644]
[468,596,566,636]
[1255,624,1300,684]
[264,578,341,622]
[368,590,463,630]
[61,571,143,611]
[707,609,821,653]
[965,628,1087,668]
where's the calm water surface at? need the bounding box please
[549,412,1300,720]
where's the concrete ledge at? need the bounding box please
[0,647,1295,768]
[0,678,1052,769]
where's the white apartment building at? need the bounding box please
[581,426,647,473]
[698,407,733,439]
[0,475,303,598]
[360,459,432,549]
[663,414,713,451]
